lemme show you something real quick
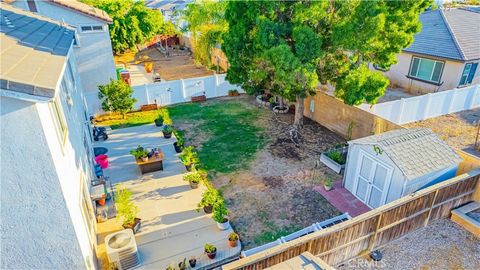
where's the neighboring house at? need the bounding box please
[1,5,97,269]
[146,0,192,26]
[343,128,462,209]
[372,8,480,94]
[10,0,117,114]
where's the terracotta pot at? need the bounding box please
[228,239,238,248]
[98,198,106,206]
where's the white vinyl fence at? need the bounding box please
[358,84,480,124]
[131,74,243,109]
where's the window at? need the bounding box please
[80,176,95,245]
[27,0,37,12]
[408,57,444,84]
[373,63,389,72]
[50,97,68,146]
[80,25,104,32]
[459,62,478,86]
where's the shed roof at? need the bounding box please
[349,129,462,180]
[404,8,480,61]
[0,5,75,99]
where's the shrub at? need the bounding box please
[212,199,228,223]
[204,243,216,253]
[130,145,149,159]
[116,185,138,226]
[183,171,203,184]
[197,188,220,210]
[326,150,346,165]
[324,177,333,188]
[179,146,199,165]
[228,232,239,241]
[173,130,185,147]
[163,125,173,134]
[155,115,164,122]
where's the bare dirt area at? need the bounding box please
[377,87,415,103]
[338,219,480,270]
[115,47,214,81]
[172,96,345,249]
[404,108,480,157]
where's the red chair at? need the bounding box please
[95,154,109,169]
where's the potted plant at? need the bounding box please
[116,185,141,233]
[189,257,196,268]
[197,188,219,214]
[204,243,217,259]
[212,200,230,230]
[324,177,334,191]
[173,130,184,153]
[183,171,203,189]
[179,146,198,171]
[163,125,173,139]
[130,145,149,162]
[178,258,187,270]
[228,232,239,247]
[154,115,164,127]
[166,263,175,270]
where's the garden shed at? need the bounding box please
[343,128,462,209]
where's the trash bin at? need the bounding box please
[95,154,109,169]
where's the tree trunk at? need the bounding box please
[279,97,284,108]
[294,95,304,128]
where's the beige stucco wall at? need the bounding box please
[374,52,479,94]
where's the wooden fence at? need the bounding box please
[303,91,402,140]
[456,150,480,175]
[222,169,480,270]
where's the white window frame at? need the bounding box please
[79,24,105,33]
[79,174,96,247]
[49,96,68,148]
[408,56,444,84]
[352,149,393,208]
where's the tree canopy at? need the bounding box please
[222,0,431,126]
[181,0,227,66]
[98,79,137,118]
[83,0,177,54]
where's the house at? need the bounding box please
[10,0,117,114]
[1,5,97,269]
[343,128,462,209]
[372,7,480,94]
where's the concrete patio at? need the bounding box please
[94,124,241,269]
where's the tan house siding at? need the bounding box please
[374,52,479,95]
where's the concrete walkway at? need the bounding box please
[95,124,240,269]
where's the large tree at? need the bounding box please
[83,0,177,54]
[223,0,431,127]
[181,0,227,67]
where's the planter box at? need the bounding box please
[191,95,206,103]
[320,147,347,174]
[141,104,158,111]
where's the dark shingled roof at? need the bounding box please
[404,8,480,61]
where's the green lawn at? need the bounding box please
[167,101,267,174]
[95,109,171,130]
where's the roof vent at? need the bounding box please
[4,16,15,28]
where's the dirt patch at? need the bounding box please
[404,108,480,157]
[173,95,345,249]
[115,47,214,80]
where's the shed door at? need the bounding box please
[354,151,393,208]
